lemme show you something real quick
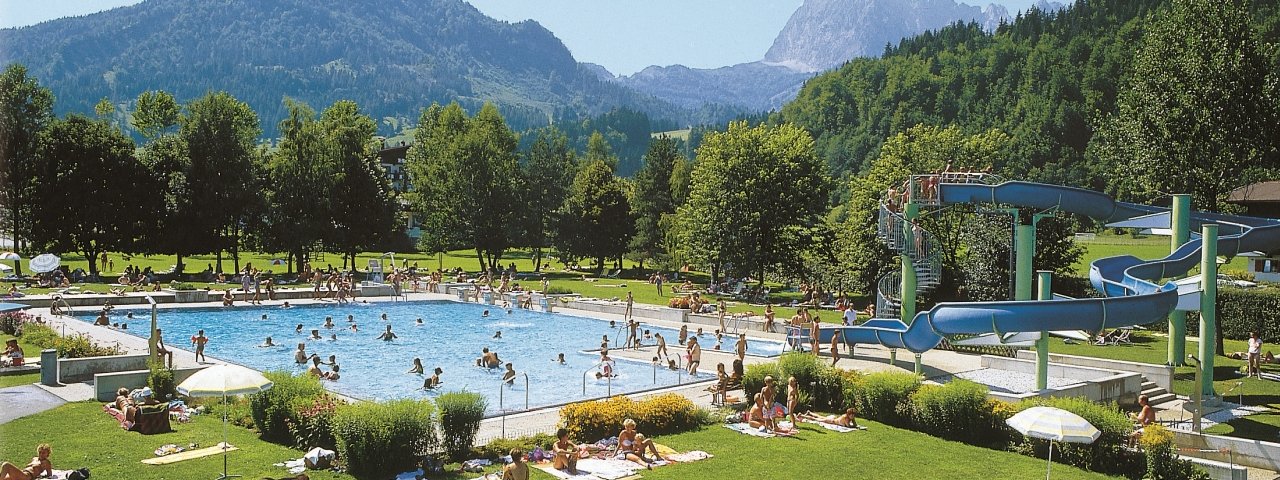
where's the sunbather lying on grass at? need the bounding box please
[0,443,51,480]
[798,408,859,428]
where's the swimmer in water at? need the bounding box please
[295,324,304,334]
[260,336,275,347]
[381,313,388,322]
[347,314,354,323]
[494,331,502,339]
[423,367,443,389]
[415,318,424,326]
[350,324,359,332]
[261,314,268,320]
[482,309,490,317]
[324,316,335,329]
[556,353,566,364]
[375,324,397,341]
[408,357,424,374]
[282,301,291,308]
[502,363,517,384]
[329,333,337,341]
[294,343,308,363]
[310,329,322,340]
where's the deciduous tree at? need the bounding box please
[0,64,54,265]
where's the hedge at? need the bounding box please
[559,394,702,442]
[1011,397,1143,477]
[437,392,487,461]
[248,371,327,443]
[333,399,437,478]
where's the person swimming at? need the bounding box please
[502,363,517,384]
[494,331,502,339]
[260,336,275,347]
[347,314,355,323]
[310,329,322,340]
[376,325,397,341]
[350,324,359,332]
[482,309,490,317]
[423,367,443,389]
[329,333,337,341]
[294,343,308,363]
[381,313,389,322]
[415,318,424,326]
[476,347,500,368]
[260,314,268,320]
[281,301,291,308]
[556,353,566,365]
[295,324,304,334]
[408,357,424,374]
[323,316,335,329]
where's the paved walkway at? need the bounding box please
[0,384,66,424]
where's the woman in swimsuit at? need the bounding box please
[552,428,582,474]
[0,444,51,480]
[614,419,664,469]
[799,408,859,428]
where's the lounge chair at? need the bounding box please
[604,269,621,279]
[1110,329,1133,345]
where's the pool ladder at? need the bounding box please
[51,296,74,317]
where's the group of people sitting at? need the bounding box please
[2,339,24,367]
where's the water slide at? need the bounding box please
[814,180,1280,354]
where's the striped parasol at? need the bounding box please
[1007,406,1100,479]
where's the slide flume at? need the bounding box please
[815,181,1280,354]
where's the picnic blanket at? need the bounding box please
[723,422,797,437]
[535,458,643,480]
[141,443,236,465]
[811,422,866,433]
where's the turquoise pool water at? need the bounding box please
[82,300,781,413]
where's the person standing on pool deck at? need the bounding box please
[626,320,640,349]
[810,317,821,354]
[191,330,209,363]
[717,299,728,334]
[686,337,701,376]
[624,291,634,321]
[655,333,668,360]
[376,324,397,341]
[153,329,173,368]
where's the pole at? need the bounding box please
[1014,221,1035,302]
[1036,271,1053,391]
[1168,194,1191,365]
[1199,224,1218,397]
[1045,441,1053,480]
[900,200,919,370]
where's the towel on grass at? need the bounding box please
[536,458,641,480]
[812,422,865,433]
[724,423,776,438]
[664,451,713,462]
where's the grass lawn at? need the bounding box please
[0,402,1121,480]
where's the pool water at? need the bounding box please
[83,301,781,413]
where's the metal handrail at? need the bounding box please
[582,362,613,397]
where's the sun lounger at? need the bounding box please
[141,443,236,465]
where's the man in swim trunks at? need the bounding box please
[0,443,51,480]
[475,347,500,368]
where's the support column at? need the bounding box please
[1036,271,1053,390]
[1199,224,1218,396]
[1168,194,1190,366]
[897,202,920,368]
[1014,221,1035,301]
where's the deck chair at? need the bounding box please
[1110,329,1133,345]
[604,269,621,279]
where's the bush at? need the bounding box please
[475,433,556,460]
[852,371,921,427]
[19,324,122,358]
[0,312,31,335]
[1011,397,1143,476]
[560,394,700,442]
[1205,288,1280,342]
[171,282,197,291]
[147,361,177,401]
[437,392,487,461]
[907,380,1008,446]
[1139,424,1209,480]
[742,362,782,405]
[289,394,342,451]
[205,396,254,428]
[546,286,574,295]
[248,371,326,443]
[333,399,437,478]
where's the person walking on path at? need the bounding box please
[191,330,209,363]
[1249,331,1263,379]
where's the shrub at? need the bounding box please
[839,369,864,410]
[289,394,342,451]
[147,361,177,401]
[1011,397,1143,476]
[248,371,326,443]
[437,392,487,461]
[19,324,121,358]
[0,312,31,335]
[171,282,197,291]
[559,394,700,442]
[853,371,921,427]
[1139,424,1210,480]
[907,380,1008,446]
[742,362,782,405]
[667,297,690,309]
[333,399,437,478]
[1206,288,1280,342]
[546,286,574,295]
[205,396,254,428]
[475,433,556,460]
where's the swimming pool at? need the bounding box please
[80,300,782,413]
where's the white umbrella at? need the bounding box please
[0,264,11,272]
[29,254,59,273]
[178,364,274,480]
[0,252,19,261]
[1007,406,1100,479]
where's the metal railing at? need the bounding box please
[582,362,614,397]
[497,372,529,438]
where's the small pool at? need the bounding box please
[80,300,781,413]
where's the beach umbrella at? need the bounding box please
[0,252,19,275]
[0,264,11,272]
[178,364,274,480]
[1007,406,1100,479]
[29,254,60,273]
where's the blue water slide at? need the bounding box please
[818,181,1280,354]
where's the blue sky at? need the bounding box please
[0,0,1046,75]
